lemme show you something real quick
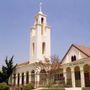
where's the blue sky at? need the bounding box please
[0,0,90,67]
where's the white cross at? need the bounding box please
[40,2,42,12]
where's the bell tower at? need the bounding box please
[29,3,51,63]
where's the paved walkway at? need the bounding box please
[65,88,81,90]
[33,88,46,90]
[33,87,82,90]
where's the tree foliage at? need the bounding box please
[50,55,61,71]
[0,56,16,84]
[46,55,61,86]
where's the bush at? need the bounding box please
[0,83,9,90]
[23,83,34,90]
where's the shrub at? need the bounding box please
[23,83,34,90]
[0,83,9,90]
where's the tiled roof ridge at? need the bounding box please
[73,44,90,56]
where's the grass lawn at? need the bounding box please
[82,87,90,90]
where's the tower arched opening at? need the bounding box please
[42,42,46,54]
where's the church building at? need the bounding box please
[9,4,90,90]
[10,5,51,89]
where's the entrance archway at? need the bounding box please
[83,64,90,87]
[40,69,47,86]
[74,66,81,87]
[31,70,35,85]
[66,67,72,87]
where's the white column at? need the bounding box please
[71,68,75,87]
[37,73,40,87]
[80,66,85,87]
[10,75,12,85]
[19,73,22,85]
[35,72,40,88]
[63,68,67,85]
[35,73,37,88]
[24,72,26,85]
[15,74,18,86]
[29,72,31,83]
[12,74,14,86]
[8,75,11,85]
[13,74,15,86]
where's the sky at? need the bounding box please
[0,0,90,67]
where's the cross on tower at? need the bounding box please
[40,2,42,12]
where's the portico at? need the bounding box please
[62,58,90,87]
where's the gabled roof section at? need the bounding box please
[61,44,90,64]
[74,44,90,56]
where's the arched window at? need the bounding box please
[32,43,35,56]
[41,17,44,24]
[26,71,29,84]
[71,56,74,62]
[74,55,76,60]
[42,42,45,54]
[41,18,44,35]
[71,55,76,62]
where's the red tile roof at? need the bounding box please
[74,44,90,56]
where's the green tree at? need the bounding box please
[0,71,3,82]
[0,56,16,84]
